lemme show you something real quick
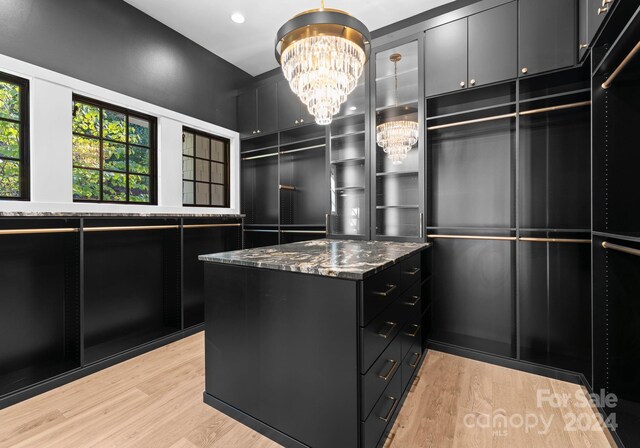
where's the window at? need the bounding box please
[182,128,230,207]
[72,95,156,204]
[0,72,29,200]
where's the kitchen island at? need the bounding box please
[199,239,432,448]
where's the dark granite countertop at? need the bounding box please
[0,211,244,218]
[199,239,432,280]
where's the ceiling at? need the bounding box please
[123,0,455,77]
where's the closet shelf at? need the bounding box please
[376,205,419,209]
[331,130,365,139]
[331,157,365,165]
[376,171,419,177]
[426,101,516,121]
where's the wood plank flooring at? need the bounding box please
[0,333,615,448]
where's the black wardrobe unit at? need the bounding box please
[592,3,640,446]
[0,215,242,409]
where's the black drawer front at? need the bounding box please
[362,262,402,327]
[361,365,402,448]
[400,321,422,361]
[397,280,422,323]
[361,332,403,420]
[402,341,423,393]
[360,299,405,373]
[400,253,422,292]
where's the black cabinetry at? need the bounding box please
[519,0,577,76]
[237,83,278,137]
[277,79,314,129]
[426,2,517,97]
[0,215,242,409]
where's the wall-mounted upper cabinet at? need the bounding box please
[237,83,278,137]
[277,79,314,130]
[519,0,577,77]
[587,0,611,44]
[425,2,517,97]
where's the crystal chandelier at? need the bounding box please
[275,1,370,125]
[376,53,419,165]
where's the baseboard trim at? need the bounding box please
[203,392,309,448]
[0,324,204,410]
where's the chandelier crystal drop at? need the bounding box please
[275,2,370,126]
[375,53,419,165]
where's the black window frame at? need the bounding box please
[182,127,231,208]
[0,71,30,201]
[71,94,158,205]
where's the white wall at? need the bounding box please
[0,53,240,215]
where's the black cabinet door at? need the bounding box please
[519,0,576,76]
[277,78,301,129]
[468,2,517,88]
[425,18,468,97]
[578,0,589,59]
[237,90,256,136]
[257,83,277,134]
[588,0,608,44]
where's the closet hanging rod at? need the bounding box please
[602,40,640,89]
[519,100,592,116]
[241,152,279,161]
[426,100,591,131]
[84,224,180,233]
[427,113,516,131]
[427,234,517,241]
[520,237,591,244]
[0,227,79,236]
[602,241,640,257]
[183,223,242,229]
[280,144,325,155]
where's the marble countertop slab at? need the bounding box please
[199,239,432,280]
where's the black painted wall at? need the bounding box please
[0,0,252,130]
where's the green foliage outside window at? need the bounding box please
[0,80,23,198]
[72,98,154,203]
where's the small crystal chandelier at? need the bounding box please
[376,53,419,165]
[275,1,370,125]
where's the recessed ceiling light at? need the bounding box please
[349,106,357,111]
[231,12,245,24]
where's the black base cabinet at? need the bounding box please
[0,215,242,409]
[203,248,430,448]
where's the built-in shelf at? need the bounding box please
[376,205,420,209]
[331,157,365,165]
[376,171,419,177]
[331,130,366,139]
[334,186,365,191]
[426,101,516,122]
[279,136,325,148]
[244,223,279,228]
[240,145,279,155]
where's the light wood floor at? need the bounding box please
[0,333,615,448]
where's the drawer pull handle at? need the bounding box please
[378,396,399,423]
[378,321,397,339]
[409,351,422,369]
[378,359,399,381]
[404,324,421,338]
[374,284,397,297]
[405,295,421,306]
[404,267,421,276]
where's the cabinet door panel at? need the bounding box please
[237,90,256,137]
[578,0,589,59]
[256,83,278,134]
[588,0,607,44]
[519,0,576,76]
[425,18,468,97]
[468,2,517,87]
[277,79,301,130]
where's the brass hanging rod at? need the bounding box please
[280,144,325,155]
[0,227,79,236]
[427,113,516,131]
[242,152,278,161]
[427,234,517,241]
[520,237,591,244]
[602,40,640,89]
[84,225,180,233]
[602,241,640,257]
[279,184,296,191]
[426,101,591,131]
[183,223,241,229]
[428,235,591,243]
